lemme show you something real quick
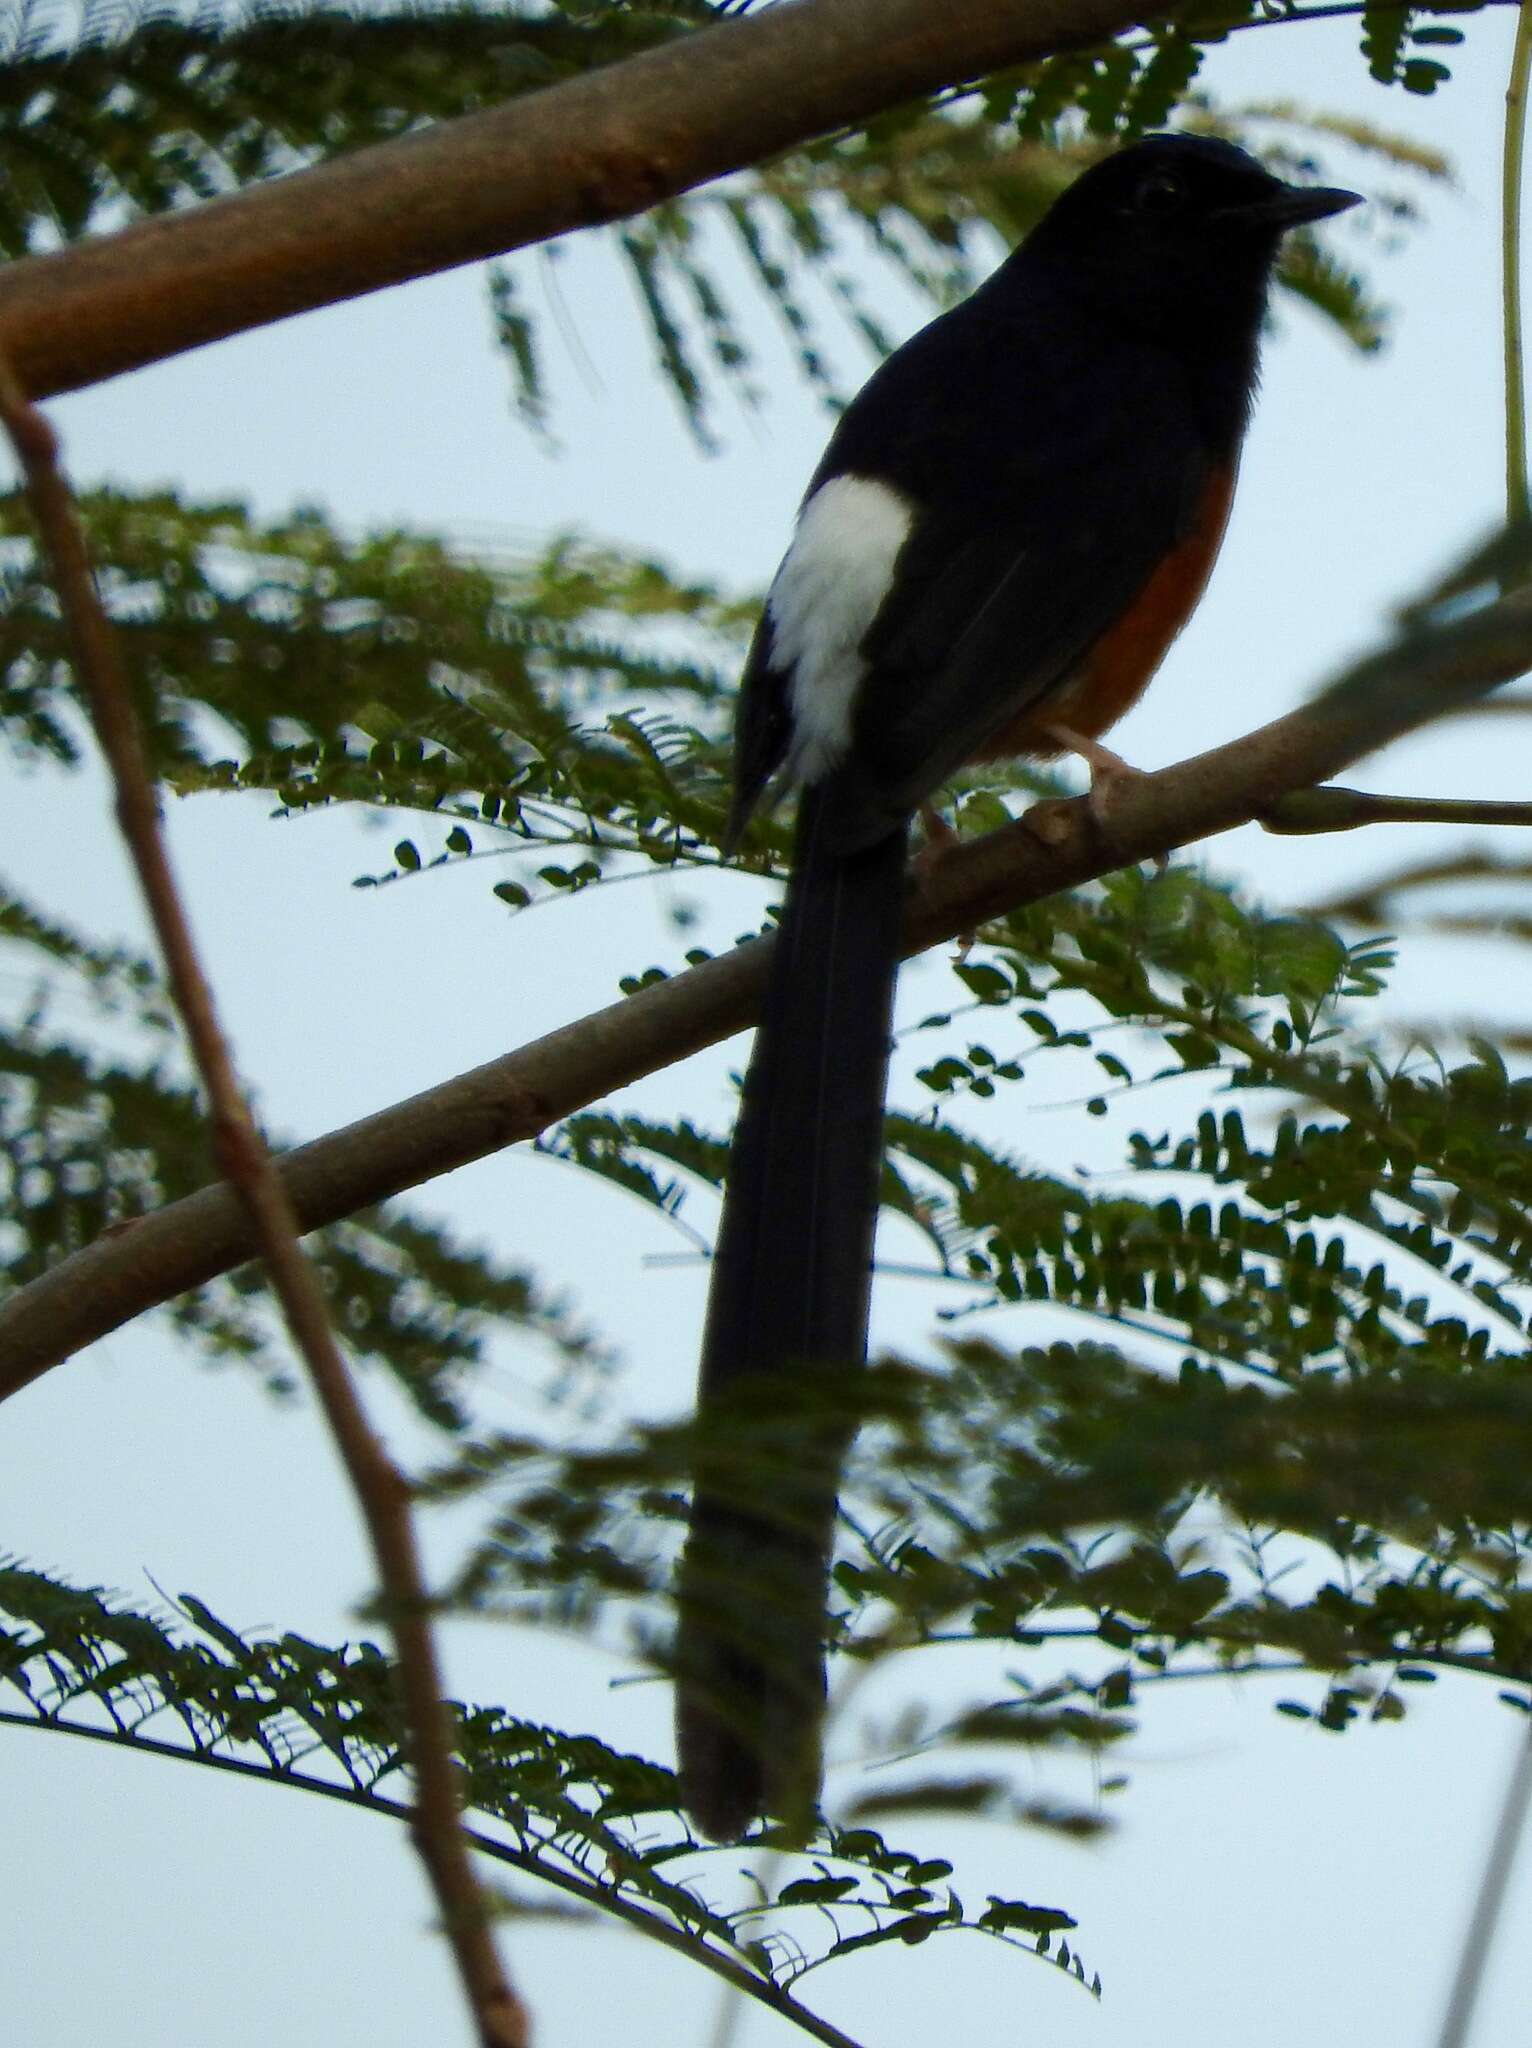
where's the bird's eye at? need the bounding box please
[1134,172,1186,214]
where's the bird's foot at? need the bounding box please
[1048,723,1143,824]
[1021,725,1144,846]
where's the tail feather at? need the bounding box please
[676,781,908,1841]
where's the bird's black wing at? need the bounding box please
[832,357,1217,847]
[727,283,1218,851]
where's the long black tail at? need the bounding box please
[675,782,909,1841]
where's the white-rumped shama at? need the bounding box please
[676,133,1361,1842]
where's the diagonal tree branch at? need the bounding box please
[4,580,1532,1404]
[0,0,1145,401]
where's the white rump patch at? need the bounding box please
[766,474,913,786]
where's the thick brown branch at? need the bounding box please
[0,368,529,2048]
[4,584,1531,1403]
[0,0,1142,399]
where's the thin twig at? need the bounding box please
[1506,2,1532,526]
[1263,785,1532,834]
[0,362,530,2048]
[1434,1714,1532,2048]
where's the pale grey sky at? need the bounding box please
[5,12,1532,2047]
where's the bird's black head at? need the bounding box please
[1020,133,1360,349]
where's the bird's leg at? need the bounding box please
[1022,724,1145,845]
[1045,723,1143,818]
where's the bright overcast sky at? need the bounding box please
[5,10,1532,2047]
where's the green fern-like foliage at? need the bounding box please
[420,853,1532,1788]
[9,480,1532,1996]
[0,488,753,899]
[0,488,755,1417]
[0,0,707,250]
[0,1563,1101,2034]
[0,0,1521,2024]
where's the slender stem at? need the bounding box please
[1264,785,1532,834]
[1505,1,1532,526]
[0,366,528,2048]
[1434,1716,1532,2048]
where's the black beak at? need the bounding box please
[1236,182,1363,230]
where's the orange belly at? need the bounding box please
[977,461,1237,762]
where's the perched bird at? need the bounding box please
[675,133,1360,1842]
